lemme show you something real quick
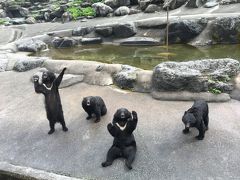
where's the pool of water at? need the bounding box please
[34,44,240,70]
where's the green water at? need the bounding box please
[35,44,240,70]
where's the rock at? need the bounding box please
[138,0,151,10]
[0,59,8,72]
[186,0,206,7]
[152,59,240,92]
[95,26,113,37]
[112,23,137,38]
[81,37,103,45]
[5,4,29,18]
[118,37,160,45]
[16,39,47,52]
[163,0,188,10]
[129,8,141,15]
[219,0,240,4]
[9,18,26,25]
[52,37,77,48]
[104,0,118,8]
[144,4,160,13]
[92,2,113,17]
[81,1,93,7]
[0,9,6,18]
[117,0,131,6]
[61,12,72,23]
[204,1,219,7]
[169,18,207,43]
[114,65,139,89]
[210,17,240,44]
[114,6,130,16]
[72,27,94,36]
[13,58,45,72]
[25,17,36,24]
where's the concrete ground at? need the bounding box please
[0,69,240,179]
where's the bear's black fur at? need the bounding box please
[82,96,107,123]
[33,68,68,135]
[102,108,138,170]
[182,100,209,140]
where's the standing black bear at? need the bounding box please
[82,96,107,123]
[33,68,68,135]
[102,108,138,170]
[182,100,209,140]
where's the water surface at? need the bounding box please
[34,44,240,70]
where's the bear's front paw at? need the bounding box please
[125,162,132,170]
[195,135,204,140]
[132,111,137,119]
[33,75,39,82]
[107,123,113,129]
[182,128,190,134]
[95,118,100,123]
[62,127,68,132]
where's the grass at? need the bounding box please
[67,6,96,19]
[0,19,6,25]
[208,88,222,94]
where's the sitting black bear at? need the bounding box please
[182,100,209,140]
[82,96,107,123]
[102,108,138,170]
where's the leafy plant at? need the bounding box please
[67,6,96,19]
[0,19,6,25]
[208,88,222,94]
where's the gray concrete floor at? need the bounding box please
[0,69,240,179]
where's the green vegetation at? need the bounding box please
[67,0,96,19]
[208,88,222,94]
[0,19,6,25]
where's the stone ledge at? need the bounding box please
[0,162,81,180]
[151,91,231,102]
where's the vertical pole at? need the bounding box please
[166,5,169,54]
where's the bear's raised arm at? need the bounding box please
[54,67,67,87]
[107,123,121,137]
[33,75,46,94]
[126,111,138,134]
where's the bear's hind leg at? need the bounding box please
[124,146,136,170]
[48,120,55,135]
[59,114,68,132]
[101,105,107,116]
[204,115,209,131]
[196,122,205,140]
[95,107,101,123]
[102,146,121,167]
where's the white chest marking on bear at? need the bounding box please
[116,123,127,131]
[43,83,53,91]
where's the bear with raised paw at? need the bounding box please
[82,96,107,123]
[102,108,138,170]
[182,100,209,140]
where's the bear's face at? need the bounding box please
[42,71,56,87]
[182,111,196,128]
[113,108,132,127]
[83,96,95,107]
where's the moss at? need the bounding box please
[67,6,95,19]
[0,19,6,25]
[208,88,222,94]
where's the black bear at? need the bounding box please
[33,68,68,134]
[102,108,138,170]
[82,96,107,123]
[182,100,209,140]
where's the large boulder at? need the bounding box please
[52,37,77,48]
[13,58,45,72]
[104,0,131,7]
[114,6,130,16]
[92,2,113,17]
[152,58,240,92]
[112,23,137,38]
[16,39,47,52]
[114,65,139,89]
[219,0,240,4]
[95,26,113,37]
[0,59,8,72]
[204,0,219,7]
[210,17,240,44]
[144,4,160,13]
[0,9,6,18]
[163,0,188,10]
[138,0,151,10]
[72,27,94,36]
[81,37,103,45]
[186,0,206,7]
[169,18,207,43]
